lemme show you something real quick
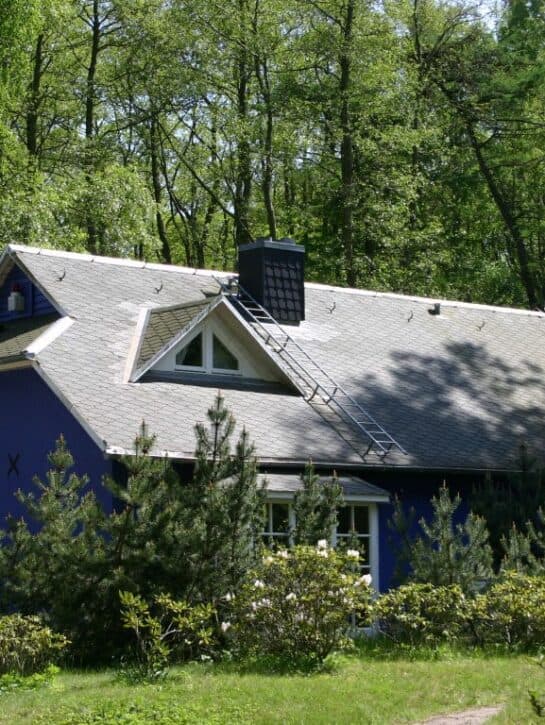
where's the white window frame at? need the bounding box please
[262,497,380,590]
[174,327,241,376]
[262,500,295,545]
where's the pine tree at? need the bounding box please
[292,462,343,545]
[180,393,264,604]
[0,436,107,651]
[391,485,493,593]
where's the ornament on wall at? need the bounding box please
[7,453,20,478]
[7,284,25,313]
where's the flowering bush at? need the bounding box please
[468,573,545,649]
[225,542,373,665]
[373,583,470,647]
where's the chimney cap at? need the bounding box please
[239,237,305,253]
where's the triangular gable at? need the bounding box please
[128,295,299,390]
[0,247,61,323]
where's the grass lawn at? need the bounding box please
[2,652,544,724]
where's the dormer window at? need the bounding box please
[174,329,240,374]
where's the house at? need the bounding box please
[1,239,544,590]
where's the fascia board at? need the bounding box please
[25,316,74,358]
[124,306,151,383]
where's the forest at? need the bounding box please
[0,0,544,308]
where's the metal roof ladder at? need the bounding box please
[220,281,407,460]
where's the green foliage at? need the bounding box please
[292,463,343,546]
[0,614,68,676]
[0,395,263,664]
[227,542,372,666]
[391,486,493,593]
[373,583,469,647]
[472,447,545,567]
[469,573,545,649]
[0,664,60,694]
[179,394,265,605]
[529,654,545,718]
[119,591,216,682]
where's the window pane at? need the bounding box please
[353,506,369,535]
[337,506,351,535]
[176,333,202,367]
[271,503,290,533]
[213,334,239,370]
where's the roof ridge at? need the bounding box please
[305,280,545,318]
[8,244,542,319]
[7,244,226,278]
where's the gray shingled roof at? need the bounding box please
[2,244,545,472]
[0,314,58,365]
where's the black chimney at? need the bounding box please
[238,238,305,323]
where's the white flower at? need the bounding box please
[277,549,289,559]
[354,574,372,587]
[224,592,234,602]
[251,601,258,611]
[263,555,274,565]
[221,621,231,633]
[260,597,271,607]
[253,579,265,589]
[317,549,329,557]
[346,549,360,559]
[317,539,328,550]
[285,592,297,602]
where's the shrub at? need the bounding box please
[0,614,68,676]
[469,573,545,649]
[226,542,373,666]
[119,591,216,681]
[390,486,493,593]
[373,583,470,647]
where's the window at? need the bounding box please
[212,334,239,371]
[175,333,203,368]
[335,505,371,573]
[262,502,291,546]
[174,328,240,374]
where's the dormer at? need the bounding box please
[129,295,296,392]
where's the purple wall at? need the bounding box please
[0,368,112,523]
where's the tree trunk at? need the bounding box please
[149,114,171,263]
[26,33,43,159]
[465,121,539,309]
[234,0,253,247]
[340,0,356,286]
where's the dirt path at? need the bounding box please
[414,705,503,725]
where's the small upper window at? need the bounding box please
[213,334,239,371]
[175,333,203,368]
[174,328,240,374]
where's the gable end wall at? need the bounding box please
[0,368,112,523]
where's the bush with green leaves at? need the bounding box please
[469,573,545,649]
[226,541,373,666]
[390,485,493,593]
[0,614,68,676]
[373,583,470,647]
[119,591,216,681]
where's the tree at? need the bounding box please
[390,485,493,593]
[292,462,343,545]
[180,393,264,604]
